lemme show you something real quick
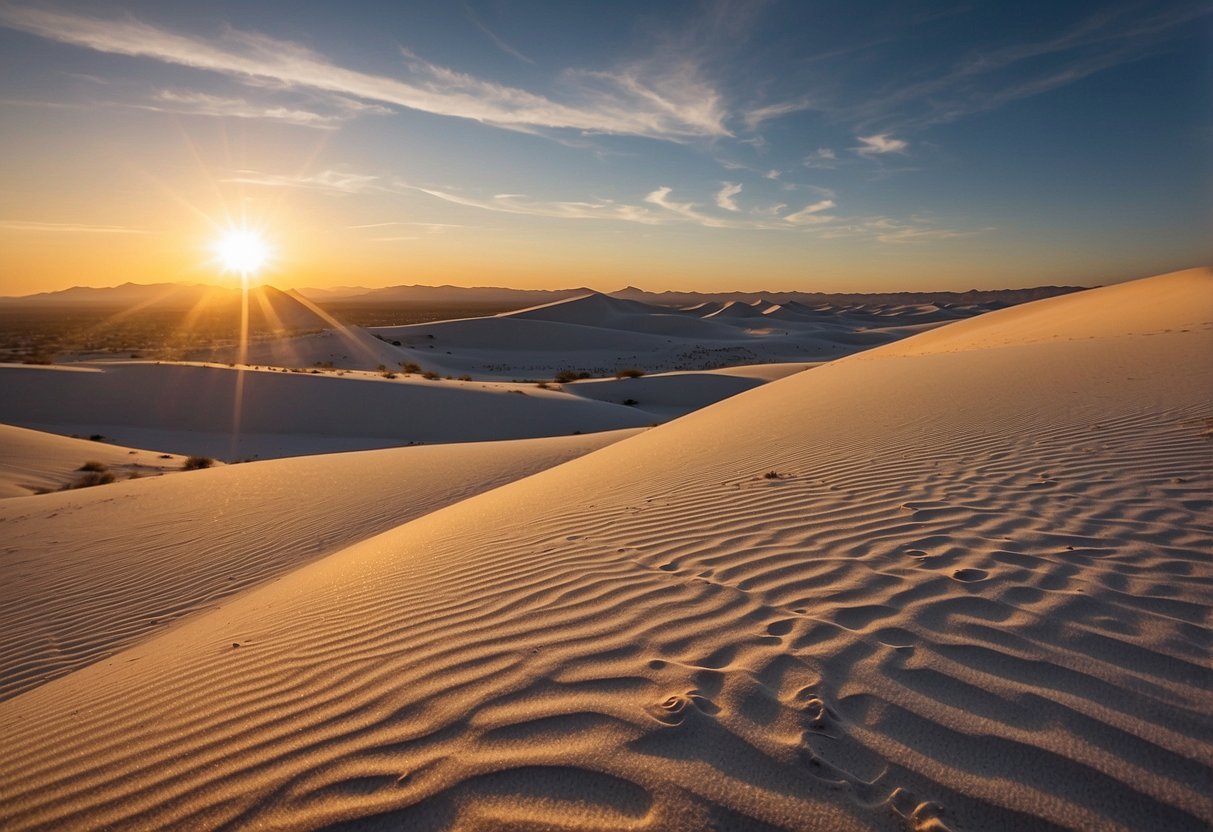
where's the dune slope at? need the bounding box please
[0,424,192,498]
[0,430,636,702]
[0,270,1209,831]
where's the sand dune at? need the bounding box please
[0,360,807,460]
[0,270,1209,831]
[0,423,192,498]
[0,362,658,459]
[361,291,981,381]
[0,429,637,702]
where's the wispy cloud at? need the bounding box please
[715,182,742,211]
[347,221,463,232]
[742,99,812,130]
[222,169,381,194]
[819,216,986,244]
[463,5,534,65]
[784,199,835,225]
[854,133,908,155]
[803,147,837,168]
[0,220,148,234]
[136,90,353,128]
[411,186,665,225]
[0,5,729,141]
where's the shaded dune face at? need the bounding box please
[0,270,1210,831]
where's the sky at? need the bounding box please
[0,0,1209,295]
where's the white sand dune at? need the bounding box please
[0,429,637,702]
[362,290,995,380]
[0,269,1209,831]
[0,423,192,498]
[0,362,658,459]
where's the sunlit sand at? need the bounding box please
[0,268,1209,831]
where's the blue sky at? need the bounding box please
[0,0,1209,293]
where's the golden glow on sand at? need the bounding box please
[213,229,272,281]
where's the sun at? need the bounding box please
[213,228,272,280]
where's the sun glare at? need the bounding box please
[214,229,272,280]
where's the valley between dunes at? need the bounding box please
[0,269,1210,831]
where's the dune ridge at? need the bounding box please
[0,270,1209,831]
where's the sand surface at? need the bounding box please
[0,269,1209,831]
[0,429,636,702]
[0,423,193,498]
[0,362,814,460]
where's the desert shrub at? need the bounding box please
[183,456,215,470]
[158,454,172,459]
[422,371,440,380]
[392,340,402,346]
[375,364,388,373]
[615,368,645,379]
[623,398,639,406]
[399,362,422,374]
[88,434,106,442]
[381,371,397,379]
[554,369,591,383]
[762,471,786,480]
[77,460,108,472]
[536,381,550,389]
[66,471,115,489]
[457,374,472,381]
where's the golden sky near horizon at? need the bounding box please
[0,3,1208,296]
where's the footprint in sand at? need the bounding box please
[951,568,988,582]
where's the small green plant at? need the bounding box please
[183,456,215,470]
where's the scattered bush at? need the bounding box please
[554,369,591,383]
[183,456,215,470]
[399,362,422,374]
[381,371,397,379]
[88,434,106,442]
[536,381,551,389]
[67,471,115,489]
[457,374,472,381]
[158,454,172,459]
[375,364,388,373]
[77,460,108,472]
[623,398,639,406]
[392,340,402,346]
[615,368,645,379]
[422,371,441,380]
